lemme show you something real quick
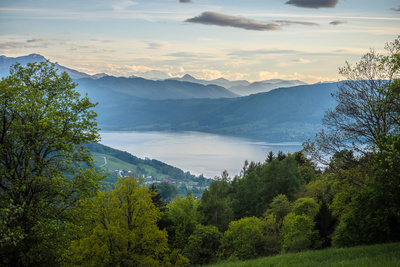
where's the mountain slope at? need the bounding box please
[85,82,339,141]
[0,54,91,79]
[76,76,238,100]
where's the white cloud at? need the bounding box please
[112,0,138,12]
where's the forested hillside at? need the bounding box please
[80,81,338,141]
[89,143,212,199]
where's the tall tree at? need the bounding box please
[68,176,179,266]
[0,62,104,266]
[305,37,400,163]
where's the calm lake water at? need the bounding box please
[100,131,303,178]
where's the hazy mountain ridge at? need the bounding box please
[1,54,338,141]
[76,76,238,100]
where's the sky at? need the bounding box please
[1,0,399,83]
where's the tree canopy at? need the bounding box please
[0,61,104,265]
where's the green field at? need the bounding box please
[92,151,168,180]
[211,243,400,267]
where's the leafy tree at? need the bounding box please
[0,62,104,265]
[281,214,320,253]
[68,176,179,266]
[292,197,319,219]
[332,134,400,247]
[198,176,233,232]
[219,217,271,261]
[155,182,179,203]
[264,194,292,227]
[165,194,199,250]
[305,37,400,163]
[183,224,222,266]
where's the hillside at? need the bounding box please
[211,242,400,267]
[76,76,238,100]
[89,143,212,196]
[83,82,338,141]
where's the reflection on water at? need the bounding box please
[100,131,303,178]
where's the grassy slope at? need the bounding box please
[92,151,168,179]
[211,243,400,267]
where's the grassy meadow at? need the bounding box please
[211,242,400,267]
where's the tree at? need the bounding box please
[332,134,400,247]
[165,194,199,250]
[219,216,277,261]
[0,62,104,265]
[305,37,400,163]
[68,176,179,266]
[198,176,233,232]
[183,224,222,266]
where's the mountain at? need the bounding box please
[132,70,172,80]
[169,75,250,89]
[76,76,238,100]
[228,79,308,96]
[81,81,339,141]
[0,54,91,79]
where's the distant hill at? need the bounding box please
[76,76,238,100]
[83,82,339,141]
[168,75,307,96]
[0,54,91,79]
[228,79,308,96]
[169,74,250,89]
[89,142,212,196]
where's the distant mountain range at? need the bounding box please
[0,54,339,141]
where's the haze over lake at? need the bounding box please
[100,131,302,178]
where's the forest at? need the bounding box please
[0,38,399,266]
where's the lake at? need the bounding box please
[100,131,303,178]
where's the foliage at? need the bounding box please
[304,37,400,163]
[198,175,233,232]
[0,61,104,265]
[183,224,222,266]
[332,134,400,247]
[281,214,320,253]
[155,182,179,203]
[264,194,292,226]
[219,217,278,261]
[292,197,319,219]
[209,242,400,267]
[67,176,177,266]
[165,194,200,250]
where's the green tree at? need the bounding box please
[219,217,274,261]
[264,194,292,227]
[198,175,233,232]
[332,134,400,247]
[165,194,199,250]
[281,214,320,253]
[183,224,222,266]
[68,176,179,266]
[0,62,104,266]
[304,37,400,164]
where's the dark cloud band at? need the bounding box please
[329,20,347,25]
[180,0,191,2]
[285,0,339,9]
[185,12,281,31]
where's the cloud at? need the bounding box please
[26,38,49,43]
[329,20,347,25]
[185,12,281,31]
[146,41,171,50]
[112,0,137,12]
[390,6,400,11]
[285,0,339,9]
[228,49,302,57]
[180,0,191,3]
[274,20,319,26]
